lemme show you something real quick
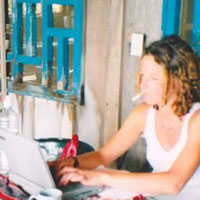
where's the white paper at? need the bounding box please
[99,186,139,200]
[96,166,139,199]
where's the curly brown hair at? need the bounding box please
[137,35,200,117]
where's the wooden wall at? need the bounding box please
[119,0,162,170]
[121,0,162,122]
[8,0,163,165]
[85,0,124,146]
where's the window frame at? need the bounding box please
[161,0,200,55]
[6,0,85,104]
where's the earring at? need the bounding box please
[153,104,159,110]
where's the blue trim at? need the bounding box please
[192,0,200,54]
[41,0,48,81]
[7,0,84,103]
[7,81,77,103]
[161,0,181,36]
[26,3,37,56]
[6,54,42,66]
[47,28,74,37]
[47,0,75,5]
[6,53,13,62]
[42,1,53,83]
[15,55,42,65]
[63,38,69,89]
[12,0,23,79]
[17,0,40,3]
[57,37,65,82]
[73,0,83,97]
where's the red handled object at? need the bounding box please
[59,134,79,158]
[133,194,146,200]
[0,190,17,200]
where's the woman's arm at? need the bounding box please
[104,110,200,195]
[58,109,200,196]
[52,103,149,171]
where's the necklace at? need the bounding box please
[161,121,176,133]
[157,107,180,133]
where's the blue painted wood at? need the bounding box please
[56,37,69,89]
[15,55,42,65]
[17,0,40,3]
[57,37,70,86]
[192,0,200,54]
[47,28,74,37]
[12,0,24,78]
[7,80,77,103]
[7,0,84,103]
[47,0,75,6]
[161,0,181,36]
[73,0,83,95]
[42,0,83,97]
[26,3,37,56]
[6,53,13,62]
[63,38,69,89]
[42,0,53,83]
[6,53,41,65]
[57,37,64,83]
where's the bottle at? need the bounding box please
[0,95,19,133]
[0,95,19,175]
[0,150,9,175]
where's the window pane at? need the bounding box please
[179,0,194,44]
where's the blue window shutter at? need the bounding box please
[7,0,84,103]
[192,0,200,54]
[161,0,182,36]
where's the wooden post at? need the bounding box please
[102,0,124,145]
[0,0,7,101]
[85,0,125,146]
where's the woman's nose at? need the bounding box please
[140,79,149,90]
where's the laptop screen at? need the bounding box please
[0,129,55,194]
[0,129,103,199]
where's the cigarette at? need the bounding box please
[132,93,143,102]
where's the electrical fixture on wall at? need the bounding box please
[130,33,144,57]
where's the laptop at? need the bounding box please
[0,129,102,200]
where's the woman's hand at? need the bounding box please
[48,157,76,185]
[48,157,75,171]
[57,166,107,186]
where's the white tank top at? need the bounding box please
[142,103,200,200]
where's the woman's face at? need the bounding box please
[139,55,166,106]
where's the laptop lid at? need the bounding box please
[0,129,56,194]
[0,129,103,199]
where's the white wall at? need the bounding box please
[9,94,72,139]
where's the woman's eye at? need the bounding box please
[140,74,159,81]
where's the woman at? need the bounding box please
[51,35,200,199]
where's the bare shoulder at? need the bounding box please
[188,106,200,139]
[129,103,150,118]
[189,107,200,125]
[123,103,150,130]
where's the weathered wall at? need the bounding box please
[85,0,124,146]
[121,0,163,122]
[8,1,163,162]
[9,94,73,139]
[119,0,162,170]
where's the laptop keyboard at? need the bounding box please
[49,165,102,200]
[59,182,102,200]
